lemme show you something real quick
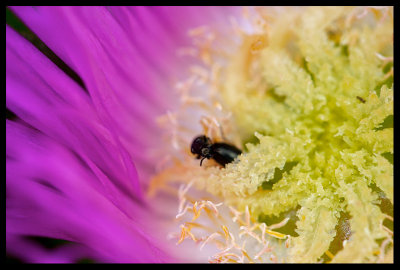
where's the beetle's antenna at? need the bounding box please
[200,157,207,166]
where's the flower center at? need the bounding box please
[148,6,393,263]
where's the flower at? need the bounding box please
[6,6,393,263]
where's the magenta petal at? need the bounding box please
[6,26,172,262]
[6,26,141,198]
[10,6,183,183]
[7,6,243,263]
[6,120,172,262]
[6,234,98,263]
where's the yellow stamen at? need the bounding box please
[325,250,335,260]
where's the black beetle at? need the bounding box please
[190,135,242,167]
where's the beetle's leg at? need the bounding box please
[200,157,207,166]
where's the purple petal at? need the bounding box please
[7,6,242,263]
[6,234,99,263]
[9,6,170,182]
[6,119,173,262]
[6,26,171,262]
[6,26,141,198]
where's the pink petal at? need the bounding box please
[6,119,173,262]
[7,6,242,263]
